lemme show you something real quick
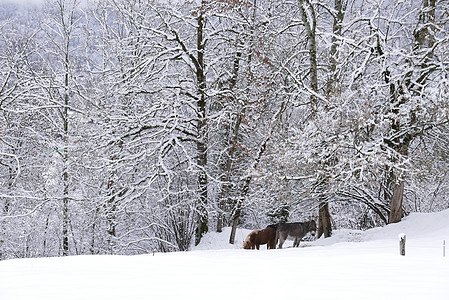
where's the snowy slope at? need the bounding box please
[1,210,448,300]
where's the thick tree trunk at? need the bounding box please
[388,181,404,224]
[318,202,332,238]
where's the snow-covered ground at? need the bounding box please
[1,210,449,299]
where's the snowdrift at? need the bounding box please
[1,210,448,300]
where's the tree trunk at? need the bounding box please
[318,202,332,238]
[326,0,344,98]
[388,181,404,224]
[299,0,318,107]
[62,165,69,256]
[195,5,208,246]
[106,159,118,254]
[62,41,70,257]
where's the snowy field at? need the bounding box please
[1,210,449,300]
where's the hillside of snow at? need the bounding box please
[1,210,449,299]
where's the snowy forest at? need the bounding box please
[0,0,448,259]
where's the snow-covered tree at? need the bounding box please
[1,0,448,259]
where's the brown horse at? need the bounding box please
[243,227,277,250]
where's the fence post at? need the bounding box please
[443,240,446,257]
[399,233,406,256]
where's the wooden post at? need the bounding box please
[443,240,446,258]
[399,233,406,256]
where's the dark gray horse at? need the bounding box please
[276,220,317,249]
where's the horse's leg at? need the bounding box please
[293,238,301,247]
[256,243,260,250]
[269,234,276,249]
[275,231,279,249]
[279,238,284,249]
[278,233,286,249]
